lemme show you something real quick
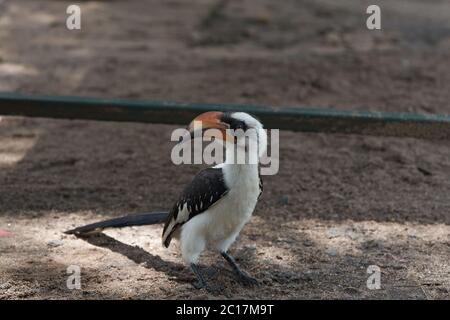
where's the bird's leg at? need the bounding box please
[221,252,258,286]
[190,263,214,292]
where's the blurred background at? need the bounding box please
[0,0,449,299]
[1,0,450,112]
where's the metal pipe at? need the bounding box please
[0,92,449,140]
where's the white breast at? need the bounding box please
[203,164,260,246]
[178,163,260,262]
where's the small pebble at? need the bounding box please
[325,248,338,256]
[0,282,11,290]
[47,240,63,247]
[303,240,314,247]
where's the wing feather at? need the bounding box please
[162,167,229,247]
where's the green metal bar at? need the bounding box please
[0,92,449,140]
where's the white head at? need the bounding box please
[186,111,267,161]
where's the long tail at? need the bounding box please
[64,211,168,235]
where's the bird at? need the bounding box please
[65,111,267,291]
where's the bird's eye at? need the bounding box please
[231,121,247,131]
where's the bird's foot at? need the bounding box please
[236,272,259,287]
[220,252,259,287]
[192,279,207,290]
[192,280,223,294]
[203,266,218,278]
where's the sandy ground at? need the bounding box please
[0,0,450,299]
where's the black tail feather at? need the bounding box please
[64,211,168,235]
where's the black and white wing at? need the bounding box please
[162,167,229,247]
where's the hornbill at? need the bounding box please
[65,111,267,291]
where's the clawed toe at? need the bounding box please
[192,281,223,294]
[193,280,206,290]
[237,273,259,287]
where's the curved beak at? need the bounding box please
[184,111,233,142]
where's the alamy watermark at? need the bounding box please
[366,5,381,30]
[170,124,279,176]
[366,265,381,290]
[66,5,81,30]
[66,265,81,290]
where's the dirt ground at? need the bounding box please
[1,0,450,299]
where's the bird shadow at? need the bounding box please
[75,233,196,285]
[74,232,251,293]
